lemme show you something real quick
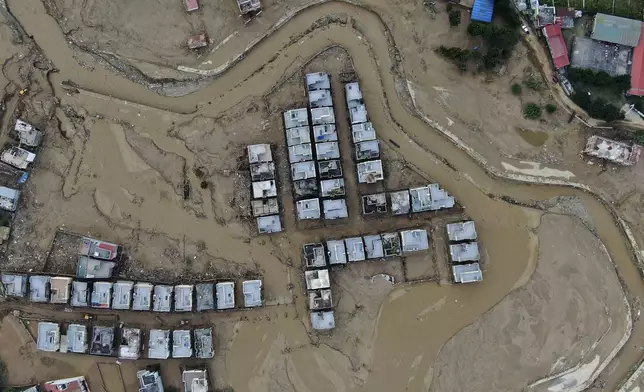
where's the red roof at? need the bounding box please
[630,24,644,95]
[543,24,570,69]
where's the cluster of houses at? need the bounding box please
[1,235,264,311]
[0,119,44,214]
[285,72,349,221]
[247,143,283,234]
[362,184,456,216]
[302,228,430,330]
[447,221,483,283]
[345,81,385,185]
[183,0,260,15]
[37,321,214,360]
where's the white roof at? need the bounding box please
[291,161,317,180]
[446,221,478,242]
[323,199,348,220]
[37,322,60,352]
[111,281,133,310]
[288,143,314,163]
[66,324,88,353]
[216,282,235,309]
[303,243,327,268]
[284,108,309,129]
[172,330,193,358]
[1,147,36,170]
[257,215,283,233]
[345,237,366,262]
[316,142,340,161]
[311,310,335,330]
[132,282,153,311]
[252,180,277,199]
[148,329,170,359]
[306,72,331,91]
[345,82,363,107]
[453,263,483,283]
[312,124,338,142]
[357,160,384,184]
[174,285,194,311]
[182,369,208,392]
[390,190,410,215]
[247,144,273,163]
[91,282,112,309]
[1,273,27,297]
[243,280,263,307]
[309,89,333,108]
[320,178,345,197]
[305,269,330,290]
[356,140,380,161]
[296,198,321,220]
[428,183,455,210]
[449,242,481,262]
[153,285,173,312]
[326,240,347,265]
[364,235,384,259]
[352,122,377,142]
[410,186,432,213]
[400,229,429,253]
[0,186,19,211]
[310,107,335,125]
[70,281,89,307]
[286,126,311,146]
[349,105,368,125]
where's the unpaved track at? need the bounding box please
[6,0,644,390]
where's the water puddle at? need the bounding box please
[515,128,549,147]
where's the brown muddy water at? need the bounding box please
[516,128,550,147]
[7,0,644,390]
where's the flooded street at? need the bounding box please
[5,0,644,390]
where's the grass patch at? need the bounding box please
[524,103,542,119]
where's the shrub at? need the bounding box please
[635,131,644,145]
[449,9,461,26]
[511,83,522,95]
[545,103,557,113]
[524,103,542,119]
[435,45,470,63]
[523,75,542,91]
[467,22,486,36]
[567,68,630,94]
[572,90,625,122]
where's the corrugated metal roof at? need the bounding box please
[591,13,642,47]
[543,24,570,69]
[471,0,495,23]
[630,24,644,95]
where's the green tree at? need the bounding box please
[467,22,486,36]
[511,83,522,95]
[524,103,542,119]
[634,131,644,145]
[545,103,557,113]
[523,75,542,91]
[449,9,461,27]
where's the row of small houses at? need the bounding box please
[37,321,214,360]
[1,273,264,311]
[285,72,350,221]
[246,143,283,233]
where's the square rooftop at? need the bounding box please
[316,142,340,161]
[286,127,311,146]
[320,178,345,198]
[284,108,309,129]
[345,237,366,262]
[243,280,263,307]
[291,161,317,181]
[306,72,331,91]
[364,235,384,259]
[318,160,343,179]
[446,221,478,242]
[309,90,333,108]
[247,144,273,164]
[311,311,335,330]
[70,281,89,307]
[304,243,327,268]
[352,122,377,142]
[312,124,338,142]
[216,282,235,310]
[323,199,348,220]
[305,269,330,290]
[357,160,384,184]
[296,198,321,220]
[311,107,335,125]
[111,281,133,310]
[288,143,314,163]
[449,242,481,262]
[326,240,347,265]
[400,229,429,253]
[194,328,214,358]
[257,215,283,234]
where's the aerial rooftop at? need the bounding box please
[309,89,333,108]
[306,72,331,91]
[428,183,455,210]
[310,310,335,330]
[345,82,363,107]
[363,235,384,259]
[1,146,36,169]
[132,282,153,311]
[452,263,483,283]
[291,161,317,181]
[362,193,387,215]
[446,221,478,242]
[286,126,311,146]
[390,190,410,215]
[236,0,261,14]
[79,237,119,260]
[288,143,314,163]
[91,281,112,309]
[182,369,208,392]
[195,283,214,311]
[29,275,50,303]
[118,327,141,359]
[349,104,368,125]
[450,242,481,262]
[50,276,72,304]
[320,178,345,197]
[356,140,380,161]
[318,159,343,179]
[293,178,319,199]
[65,324,88,354]
[250,162,275,181]
[257,215,283,234]
[326,239,347,265]
[311,107,336,125]
[583,135,642,165]
[174,285,194,312]
[357,160,384,184]
[37,322,60,352]
[247,144,273,163]
[216,282,235,309]
[70,281,89,307]
[316,142,340,161]
[308,289,333,310]
[296,198,321,220]
[381,232,402,257]
[252,180,277,199]
[345,237,366,262]
[137,370,164,392]
[153,285,173,312]
[352,122,377,142]
[194,327,214,358]
[400,229,429,253]
[303,243,327,268]
[148,329,171,359]
[284,108,309,129]
[42,377,89,392]
[111,280,133,310]
[251,198,279,217]
[243,279,263,307]
[15,119,43,147]
[323,198,348,220]
[305,269,331,290]
[172,330,193,358]
[0,186,20,212]
[1,273,27,297]
[76,256,116,279]
[90,325,115,356]
[312,124,338,142]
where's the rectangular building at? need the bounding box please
[148,329,171,359]
[400,229,429,253]
[29,275,50,303]
[0,186,20,211]
[345,237,366,262]
[381,233,402,257]
[446,221,478,242]
[296,198,321,220]
[390,190,410,215]
[236,0,261,14]
[284,108,309,129]
[118,327,141,360]
[449,242,481,262]
[306,72,331,91]
[583,135,642,165]
[320,178,345,197]
[543,24,570,69]
[89,325,115,356]
[50,276,72,304]
[174,285,194,312]
[252,198,279,217]
[111,281,133,310]
[79,237,120,260]
[591,13,642,47]
[326,240,347,265]
[288,143,314,163]
[310,107,335,125]
[182,369,208,392]
[323,199,348,220]
[356,140,380,161]
[14,119,43,147]
[362,193,387,215]
[172,330,193,358]
[310,311,335,330]
[153,285,173,312]
[42,377,88,392]
[195,283,214,311]
[243,280,263,307]
[318,160,342,179]
[452,263,483,283]
[364,235,384,259]
[357,160,384,184]
[247,144,273,164]
[132,282,153,311]
[352,122,376,142]
[194,328,214,359]
[76,256,115,279]
[1,273,27,297]
[303,243,327,268]
[291,161,317,181]
[315,142,340,161]
[345,82,363,107]
[308,289,333,310]
[293,179,319,199]
[1,147,36,169]
[257,215,283,234]
[250,162,275,181]
[137,370,164,392]
[252,180,277,199]
[184,0,199,12]
[286,126,311,146]
[305,269,330,290]
[37,322,60,352]
[70,281,89,307]
[309,90,333,108]
[65,324,88,354]
[471,0,494,23]
[216,282,235,310]
[312,124,337,143]
[91,282,112,309]
[429,184,455,210]
[349,105,368,125]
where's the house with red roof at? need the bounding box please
[543,24,570,69]
[629,24,644,96]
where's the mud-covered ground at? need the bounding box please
[0,0,640,391]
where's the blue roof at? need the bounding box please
[471,0,495,23]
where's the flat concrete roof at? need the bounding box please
[323,199,348,220]
[257,215,283,234]
[148,329,170,359]
[305,269,330,290]
[153,285,173,312]
[400,229,429,253]
[172,330,193,358]
[37,322,60,352]
[194,328,214,358]
[216,282,235,310]
[453,263,483,283]
[311,310,335,330]
[364,235,384,259]
[284,108,309,129]
[174,285,194,312]
[345,237,366,262]
[326,240,347,265]
[195,283,214,311]
[91,282,112,309]
[243,279,263,308]
[70,281,89,307]
[112,281,133,310]
[304,243,327,268]
[132,282,153,311]
[296,198,321,220]
[446,221,478,242]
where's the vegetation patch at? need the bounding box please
[511,83,522,95]
[546,103,557,113]
[449,9,461,27]
[524,103,542,119]
[572,90,624,122]
[567,68,630,95]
